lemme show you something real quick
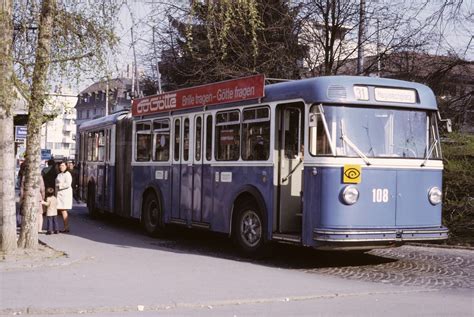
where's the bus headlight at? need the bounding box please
[342,185,359,205]
[428,187,442,205]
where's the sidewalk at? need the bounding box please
[1,203,472,316]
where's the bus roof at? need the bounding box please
[263,76,438,110]
[78,110,129,131]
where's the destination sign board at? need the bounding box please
[132,74,265,116]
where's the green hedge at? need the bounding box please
[442,133,474,246]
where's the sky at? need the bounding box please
[77,0,473,92]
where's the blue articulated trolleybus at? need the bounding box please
[78,75,448,254]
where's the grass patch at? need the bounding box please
[442,133,474,246]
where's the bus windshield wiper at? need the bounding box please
[420,138,438,167]
[340,133,372,166]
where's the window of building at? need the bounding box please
[215,110,240,161]
[242,106,270,160]
[135,122,152,161]
[153,119,170,161]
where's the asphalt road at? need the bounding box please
[1,204,473,316]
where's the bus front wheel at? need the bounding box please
[142,193,163,236]
[233,203,266,256]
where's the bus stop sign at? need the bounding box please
[15,126,27,142]
[41,149,52,160]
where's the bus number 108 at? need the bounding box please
[372,188,389,203]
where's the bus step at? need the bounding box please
[272,233,302,244]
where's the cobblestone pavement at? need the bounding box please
[301,246,474,289]
[77,210,474,291]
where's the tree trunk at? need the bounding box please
[17,0,56,249]
[0,0,16,252]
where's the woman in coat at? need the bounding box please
[56,161,73,232]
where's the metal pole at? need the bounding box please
[357,0,366,75]
[105,79,109,116]
[131,26,140,97]
[376,18,381,77]
[153,26,162,94]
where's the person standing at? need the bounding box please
[67,160,79,202]
[56,161,73,233]
[42,158,58,190]
[42,188,59,234]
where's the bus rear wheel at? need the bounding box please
[233,203,266,256]
[142,193,163,236]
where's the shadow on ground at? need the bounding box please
[66,204,397,271]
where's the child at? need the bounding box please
[42,187,59,235]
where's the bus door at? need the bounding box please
[192,115,204,223]
[96,130,107,209]
[95,129,112,211]
[171,117,193,222]
[277,103,304,233]
[103,128,112,210]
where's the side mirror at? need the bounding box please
[438,112,452,133]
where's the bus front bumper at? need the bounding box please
[313,227,449,250]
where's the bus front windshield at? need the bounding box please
[313,105,442,159]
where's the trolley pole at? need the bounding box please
[357,0,366,75]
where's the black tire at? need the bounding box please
[87,183,98,218]
[142,193,163,236]
[233,202,266,256]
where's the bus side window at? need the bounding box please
[153,119,170,161]
[195,116,202,161]
[87,132,93,161]
[242,106,270,161]
[205,115,212,161]
[174,119,180,161]
[98,130,105,161]
[135,122,152,161]
[215,110,240,161]
[309,106,332,156]
[183,118,190,161]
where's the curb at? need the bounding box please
[406,242,474,251]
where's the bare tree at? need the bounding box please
[17,0,56,249]
[0,0,17,252]
[11,0,119,249]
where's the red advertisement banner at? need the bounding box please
[132,74,265,116]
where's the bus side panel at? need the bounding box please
[211,166,273,235]
[131,165,172,220]
[115,117,132,217]
[396,169,442,227]
[201,164,214,224]
[171,164,181,219]
[106,165,115,212]
[85,163,98,206]
[302,167,322,247]
[180,164,193,221]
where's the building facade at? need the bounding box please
[75,78,133,129]
[40,89,78,160]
